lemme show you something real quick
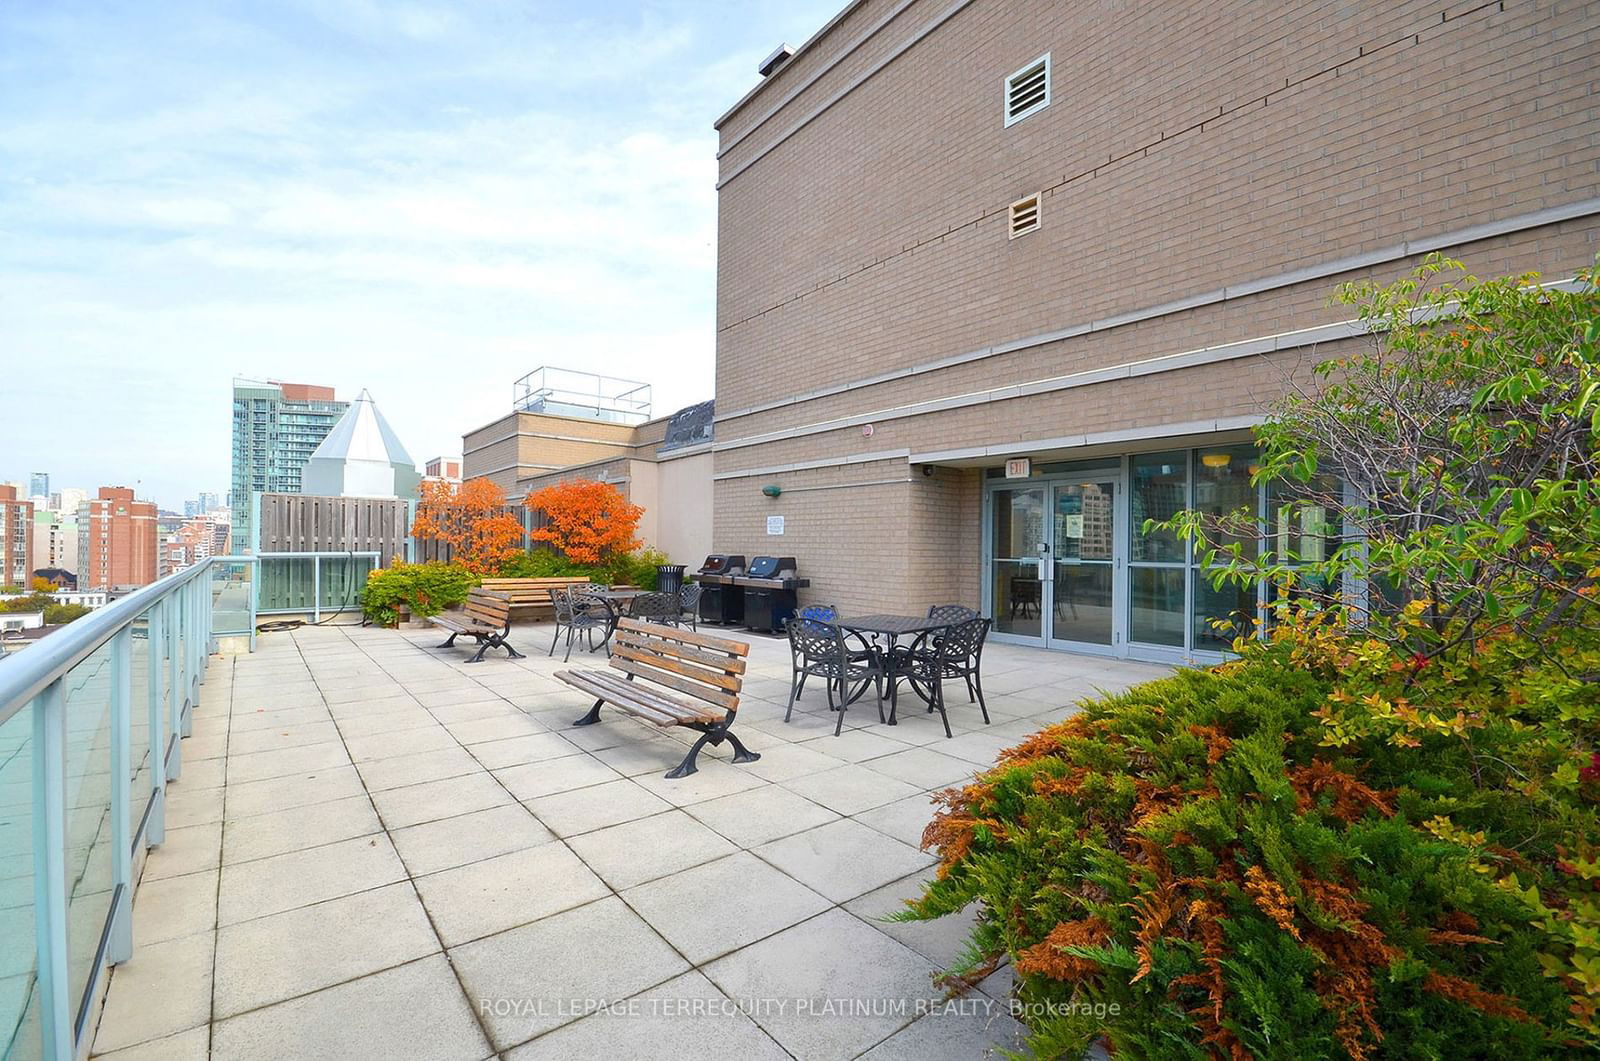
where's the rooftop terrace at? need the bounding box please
[87,620,1166,1060]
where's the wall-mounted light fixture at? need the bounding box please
[921,466,935,477]
[761,484,782,498]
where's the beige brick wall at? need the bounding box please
[711,0,1600,616]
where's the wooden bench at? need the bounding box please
[555,618,759,778]
[429,588,526,663]
[479,577,594,622]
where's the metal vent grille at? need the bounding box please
[1004,54,1051,126]
[1009,194,1041,238]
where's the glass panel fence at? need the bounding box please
[0,702,40,1060]
[60,646,114,1031]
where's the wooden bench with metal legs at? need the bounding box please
[429,588,526,663]
[555,618,759,779]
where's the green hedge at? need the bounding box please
[904,636,1594,1059]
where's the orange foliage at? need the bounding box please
[1299,875,1399,1060]
[524,479,643,565]
[410,478,523,576]
[1422,971,1533,1023]
[920,783,1008,877]
[1289,759,1396,822]
[1171,897,1248,1060]
[1244,866,1302,941]
[1188,723,1235,764]
[1014,917,1111,981]
[997,716,1091,765]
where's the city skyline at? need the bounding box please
[0,0,841,508]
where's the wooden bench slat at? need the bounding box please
[556,670,715,726]
[614,618,749,657]
[609,657,739,712]
[572,669,725,723]
[612,630,748,675]
[556,672,681,726]
[610,643,742,692]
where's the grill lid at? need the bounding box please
[747,556,795,579]
[698,554,745,575]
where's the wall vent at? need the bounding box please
[1004,53,1051,126]
[1009,194,1042,239]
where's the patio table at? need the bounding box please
[579,588,645,651]
[827,614,954,725]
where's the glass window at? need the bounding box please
[1129,452,1187,563]
[1130,567,1186,646]
[1193,444,1259,560]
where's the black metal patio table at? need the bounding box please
[826,614,954,726]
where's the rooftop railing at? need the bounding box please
[0,551,376,1059]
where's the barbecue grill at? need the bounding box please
[732,556,810,633]
[695,554,746,624]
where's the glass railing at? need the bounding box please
[0,550,377,1059]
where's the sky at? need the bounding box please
[0,0,841,511]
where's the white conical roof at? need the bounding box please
[308,389,416,466]
[300,390,422,499]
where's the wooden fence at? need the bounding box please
[257,493,551,567]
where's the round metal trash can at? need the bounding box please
[655,565,686,596]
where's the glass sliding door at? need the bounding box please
[989,486,1046,642]
[1048,480,1117,650]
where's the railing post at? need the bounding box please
[164,596,182,781]
[312,556,321,623]
[180,584,193,737]
[109,627,133,964]
[248,558,259,653]
[188,576,201,717]
[146,605,166,845]
[31,679,72,1059]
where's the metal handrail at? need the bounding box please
[0,558,215,728]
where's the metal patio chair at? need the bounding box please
[926,603,979,626]
[784,616,883,736]
[558,587,612,663]
[900,616,992,736]
[629,591,680,627]
[677,583,703,630]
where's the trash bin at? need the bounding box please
[655,564,686,597]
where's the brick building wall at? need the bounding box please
[0,485,33,586]
[712,0,1600,622]
[78,487,157,591]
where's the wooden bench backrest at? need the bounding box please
[608,618,748,713]
[462,588,512,629]
[480,577,591,604]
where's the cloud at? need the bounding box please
[0,0,847,507]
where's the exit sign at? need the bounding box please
[1004,458,1031,479]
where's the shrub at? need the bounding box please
[361,562,477,627]
[525,479,643,565]
[906,633,1594,1058]
[908,258,1600,1057]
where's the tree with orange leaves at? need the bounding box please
[410,477,523,575]
[524,479,642,565]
